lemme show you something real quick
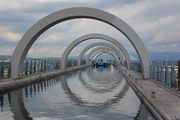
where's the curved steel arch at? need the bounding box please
[91,51,118,65]
[11,7,150,78]
[61,33,131,69]
[78,42,124,66]
[86,47,120,65]
[93,52,116,61]
[92,51,119,64]
[89,50,119,65]
[89,51,121,65]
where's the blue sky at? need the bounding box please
[0,0,180,57]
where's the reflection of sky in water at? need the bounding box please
[0,66,155,120]
[0,94,14,120]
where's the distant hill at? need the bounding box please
[0,55,11,60]
[130,52,180,61]
[0,52,179,61]
[0,55,41,60]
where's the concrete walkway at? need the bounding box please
[118,65,180,120]
[0,65,91,94]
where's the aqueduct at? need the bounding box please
[11,7,150,78]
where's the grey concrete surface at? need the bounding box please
[0,65,91,94]
[118,65,180,120]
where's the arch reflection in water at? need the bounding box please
[61,70,130,108]
[0,66,155,120]
[9,90,32,120]
[78,66,123,94]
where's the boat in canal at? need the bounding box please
[95,58,111,67]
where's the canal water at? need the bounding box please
[0,65,155,120]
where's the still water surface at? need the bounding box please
[0,66,155,120]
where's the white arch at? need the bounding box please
[91,51,119,65]
[78,42,124,66]
[61,33,130,69]
[86,47,120,64]
[93,52,117,64]
[88,51,121,65]
[92,52,118,65]
[11,7,150,78]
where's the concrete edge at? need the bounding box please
[117,65,167,120]
[0,65,92,94]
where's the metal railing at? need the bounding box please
[150,60,179,88]
[130,60,180,90]
[0,59,86,79]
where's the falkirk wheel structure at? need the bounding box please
[88,48,120,61]
[77,42,125,66]
[61,33,131,70]
[86,47,121,65]
[90,51,120,65]
[88,48,121,65]
[11,7,150,78]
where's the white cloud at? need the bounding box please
[146,43,180,52]
[0,26,22,42]
[0,46,15,55]
[0,0,35,11]
[35,0,103,3]
[1,32,21,42]
[107,0,180,49]
[149,15,180,45]
[0,0,180,58]
[27,46,67,57]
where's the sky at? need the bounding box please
[0,0,180,58]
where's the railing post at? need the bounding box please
[53,60,55,70]
[44,60,46,71]
[40,60,43,72]
[25,60,28,75]
[37,60,40,73]
[34,60,36,73]
[159,61,162,81]
[156,61,160,80]
[155,61,157,79]
[29,60,33,74]
[1,61,4,79]
[46,60,49,71]
[165,61,170,85]
[8,60,11,78]
[153,61,156,79]
[171,61,176,87]
[160,63,165,83]
[178,60,180,90]
[150,61,153,78]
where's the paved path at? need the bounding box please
[0,65,91,94]
[118,65,180,120]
